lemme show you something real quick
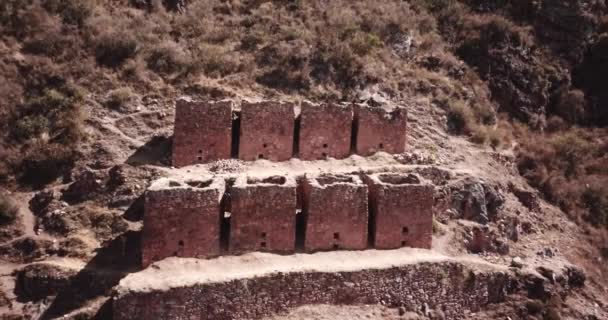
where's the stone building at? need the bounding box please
[365,173,434,249]
[301,174,368,251]
[141,177,225,267]
[172,99,233,167]
[238,101,295,161]
[229,175,297,253]
[355,104,407,156]
[298,102,353,160]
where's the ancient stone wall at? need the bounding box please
[171,99,408,167]
[141,171,436,266]
[355,104,407,156]
[365,173,434,249]
[239,101,295,161]
[172,99,233,167]
[141,177,225,267]
[302,174,368,251]
[113,260,511,320]
[299,102,353,160]
[229,176,297,254]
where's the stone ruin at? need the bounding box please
[142,172,434,267]
[140,99,433,267]
[171,99,408,167]
[111,98,522,318]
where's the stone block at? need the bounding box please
[302,174,368,251]
[230,175,297,253]
[239,101,294,161]
[364,173,433,249]
[172,99,233,167]
[355,104,407,156]
[141,177,225,267]
[299,102,353,160]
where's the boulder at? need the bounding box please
[62,169,103,202]
[510,184,541,212]
[452,179,505,224]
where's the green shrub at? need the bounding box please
[95,33,139,68]
[0,195,19,225]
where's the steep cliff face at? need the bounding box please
[455,0,607,125]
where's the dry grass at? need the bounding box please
[0,0,504,185]
[517,127,608,227]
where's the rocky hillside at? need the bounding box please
[0,0,606,319]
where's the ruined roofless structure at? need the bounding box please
[171,99,408,167]
[141,98,434,267]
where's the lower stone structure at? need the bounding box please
[239,101,294,161]
[229,175,297,254]
[172,99,233,167]
[299,102,353,160]
[355,104,407,156]
[365,173,434,249]
[113,251,512,320]
[302,174,368,251]
[141,177,225,267]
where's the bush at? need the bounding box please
[146,42,191,74]
[583,187,608,227]
[193,44,241,77]
[12,87,85,145]
[447,100,476,134]
[95,33,139,68]
[41,0,93,26]
[0,195,19,225]
[349,32,383,56]
[19,142,79,187]
[105,88,134,110]
[553,88,586,124]
[517,127,607,227]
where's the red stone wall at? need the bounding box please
[302,174,368,251]
[172,99,233,167]
[239,101,294,161]
[299,102,353,160]
[355,104,407,156]
[230,176,297,253]
[141,178,224,267]
[365,173,433,249]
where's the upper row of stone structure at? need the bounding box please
[172,99,407,167]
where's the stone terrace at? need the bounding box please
[113,250,513,320]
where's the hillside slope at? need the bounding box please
[0,1,606,319]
